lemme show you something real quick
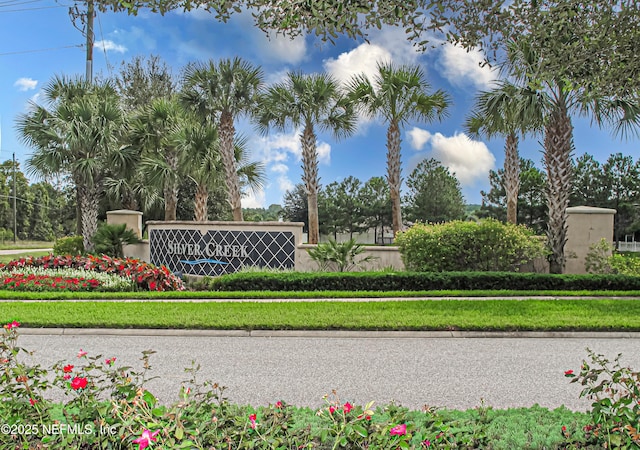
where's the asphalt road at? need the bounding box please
[15,333,640,412]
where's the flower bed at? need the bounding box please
[0,267,135,292]
[0,254,184,292]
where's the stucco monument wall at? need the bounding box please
[145,221,304,276]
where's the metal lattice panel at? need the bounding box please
[149,229,295,276]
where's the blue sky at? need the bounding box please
[1,1,638,208]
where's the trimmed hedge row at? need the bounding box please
[206,271,640,291]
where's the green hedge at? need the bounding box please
[206,271,640,291]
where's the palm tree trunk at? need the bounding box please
[164,150,179,221]
[504,133,520,225]
[220,111,243,221]
[301,124,320,244]
[544,97,574,274]
[194,183,209,221]
[386,120,403,236]
[78,183,100,252]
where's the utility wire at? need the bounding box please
[0,4,66,12]
[0,44,83,56]
[96,11,112,76]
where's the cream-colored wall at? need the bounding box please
[106,210,144,238]
[116,209,618,275]
[146,220,304,245]
[564,206,616,274]
[122,241,150,261]
[297,244,404,272]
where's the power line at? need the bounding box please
[0,0,44,7]
[0,5,66,12]
[0,44,83,56]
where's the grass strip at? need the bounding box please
[3,299,640,330]
[1,289,640,300]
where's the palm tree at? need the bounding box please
[16,75,130,251]
[505,37,640,273]
[465,81,543,224]
[255,71,356,244]
[181,57,264,221]
[347,62,450,235]
[129,96,184,221]
[176,122,265,221]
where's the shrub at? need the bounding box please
[584,238,615,274]
[307,238,379,272]
[609,253,640,276]
[395,219,546,272]
[91,223,140,259]
[566,350,640,449]
[53,236,84,256]
[204,270,640,292]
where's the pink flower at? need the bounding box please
[423,439,431,447]
[343,402,353,413]
[249,413,257,429]
[329,406,336,414]
[132,429,159,450]
[63,374,71,380]
[105,357,116,366]
[70,377,88,390]
[390,424,407,436]
[4,320,20,330]
[77,349,87,358]
[275,401,283,409]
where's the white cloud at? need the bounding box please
[277,175,294,193]
[14,78,37,91]
[369,26,422,65]
[271,163,289,174]
[111,27,156,51]
[323,43,391,85]
[317,142,331,165]
[94,40,127,53]
[408,127,496,186]
[438,44,497,90]
[242,189,266,208]
[255,32,307,65]
[408,127,433,150]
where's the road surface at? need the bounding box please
[16,332,640,412]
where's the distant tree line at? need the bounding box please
[480,153,640,243]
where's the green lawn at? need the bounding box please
[3,298,640,330]
[1,289,640,300]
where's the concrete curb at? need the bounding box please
[17,328,640,339]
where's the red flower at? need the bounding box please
[4,320,20,329]
[275,401,283,409]
[329,406,336,414]
[105,357,116,366]
[564,370,574,377]
[70,377,88,390]
[390,424,407,436]
[343,402,353,413]
[63,364,74,373]
[29,398,37,406]
[249,413,257,429]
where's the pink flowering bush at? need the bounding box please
[0,254,184,291]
